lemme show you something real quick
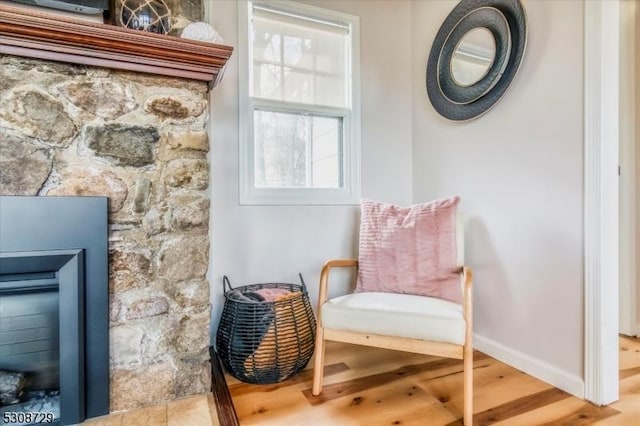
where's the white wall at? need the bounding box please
[207,0,589,396]
[411,0,585,394]
[207,0,413,337]
[620,0,637,337]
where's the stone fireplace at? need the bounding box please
[0,5,232,417]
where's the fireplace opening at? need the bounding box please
[0,196,109,426]
[0,250,84,426]
[0,272,61,424]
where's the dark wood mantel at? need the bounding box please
[0,4,233,88]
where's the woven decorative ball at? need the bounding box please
[120,0,171,34]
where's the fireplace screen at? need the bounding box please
[0,250,84,426]
[0,196,108,426]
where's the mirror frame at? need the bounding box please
[426,0,527,121]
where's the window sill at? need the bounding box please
[240,187,360,206]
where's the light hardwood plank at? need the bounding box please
[596,395,640,425]
[229,363,350,396]
[417,354,550,419]
[536,403,619,425]
[452,388,571,425]
[498,397,610,426]
[303,357,468,406]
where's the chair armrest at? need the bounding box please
[462,266,473,345]
[318,259,358,308]
[461,266,473,312]
[462,266,473,293]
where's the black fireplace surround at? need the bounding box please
[0,196,109,425]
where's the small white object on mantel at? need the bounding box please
[180,22,224,44]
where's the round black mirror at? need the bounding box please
[426,0,527,121]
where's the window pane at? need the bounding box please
[252,7,348,107]
[315,75,345,109]
[311,116,342,188]
[254,110,343,189]
[253,31,281,63]
[253,63,282,99]
[283,35,312,69]
[283,68,313,104]
[313,34,345,74]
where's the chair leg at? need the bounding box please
[463,344,473,425]
[312,326,325,395]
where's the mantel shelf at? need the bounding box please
[0,4,233,89]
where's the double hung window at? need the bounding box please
[239,0,361,204]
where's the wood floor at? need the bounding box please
[226,336,640,425]
[81,336,639,425]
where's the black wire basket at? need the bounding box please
[216,274,316,384]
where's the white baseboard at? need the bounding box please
[474,333,585,399]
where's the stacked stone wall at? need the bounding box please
[0,55,211,411]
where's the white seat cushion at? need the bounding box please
[321,292,466,345]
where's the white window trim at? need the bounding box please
[238,0,361,205]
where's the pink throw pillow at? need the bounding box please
[355,196,462,303]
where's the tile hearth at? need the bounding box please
[83,394,219,426]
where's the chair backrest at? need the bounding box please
[456,213,465,268]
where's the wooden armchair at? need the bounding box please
[311,224,474,424]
